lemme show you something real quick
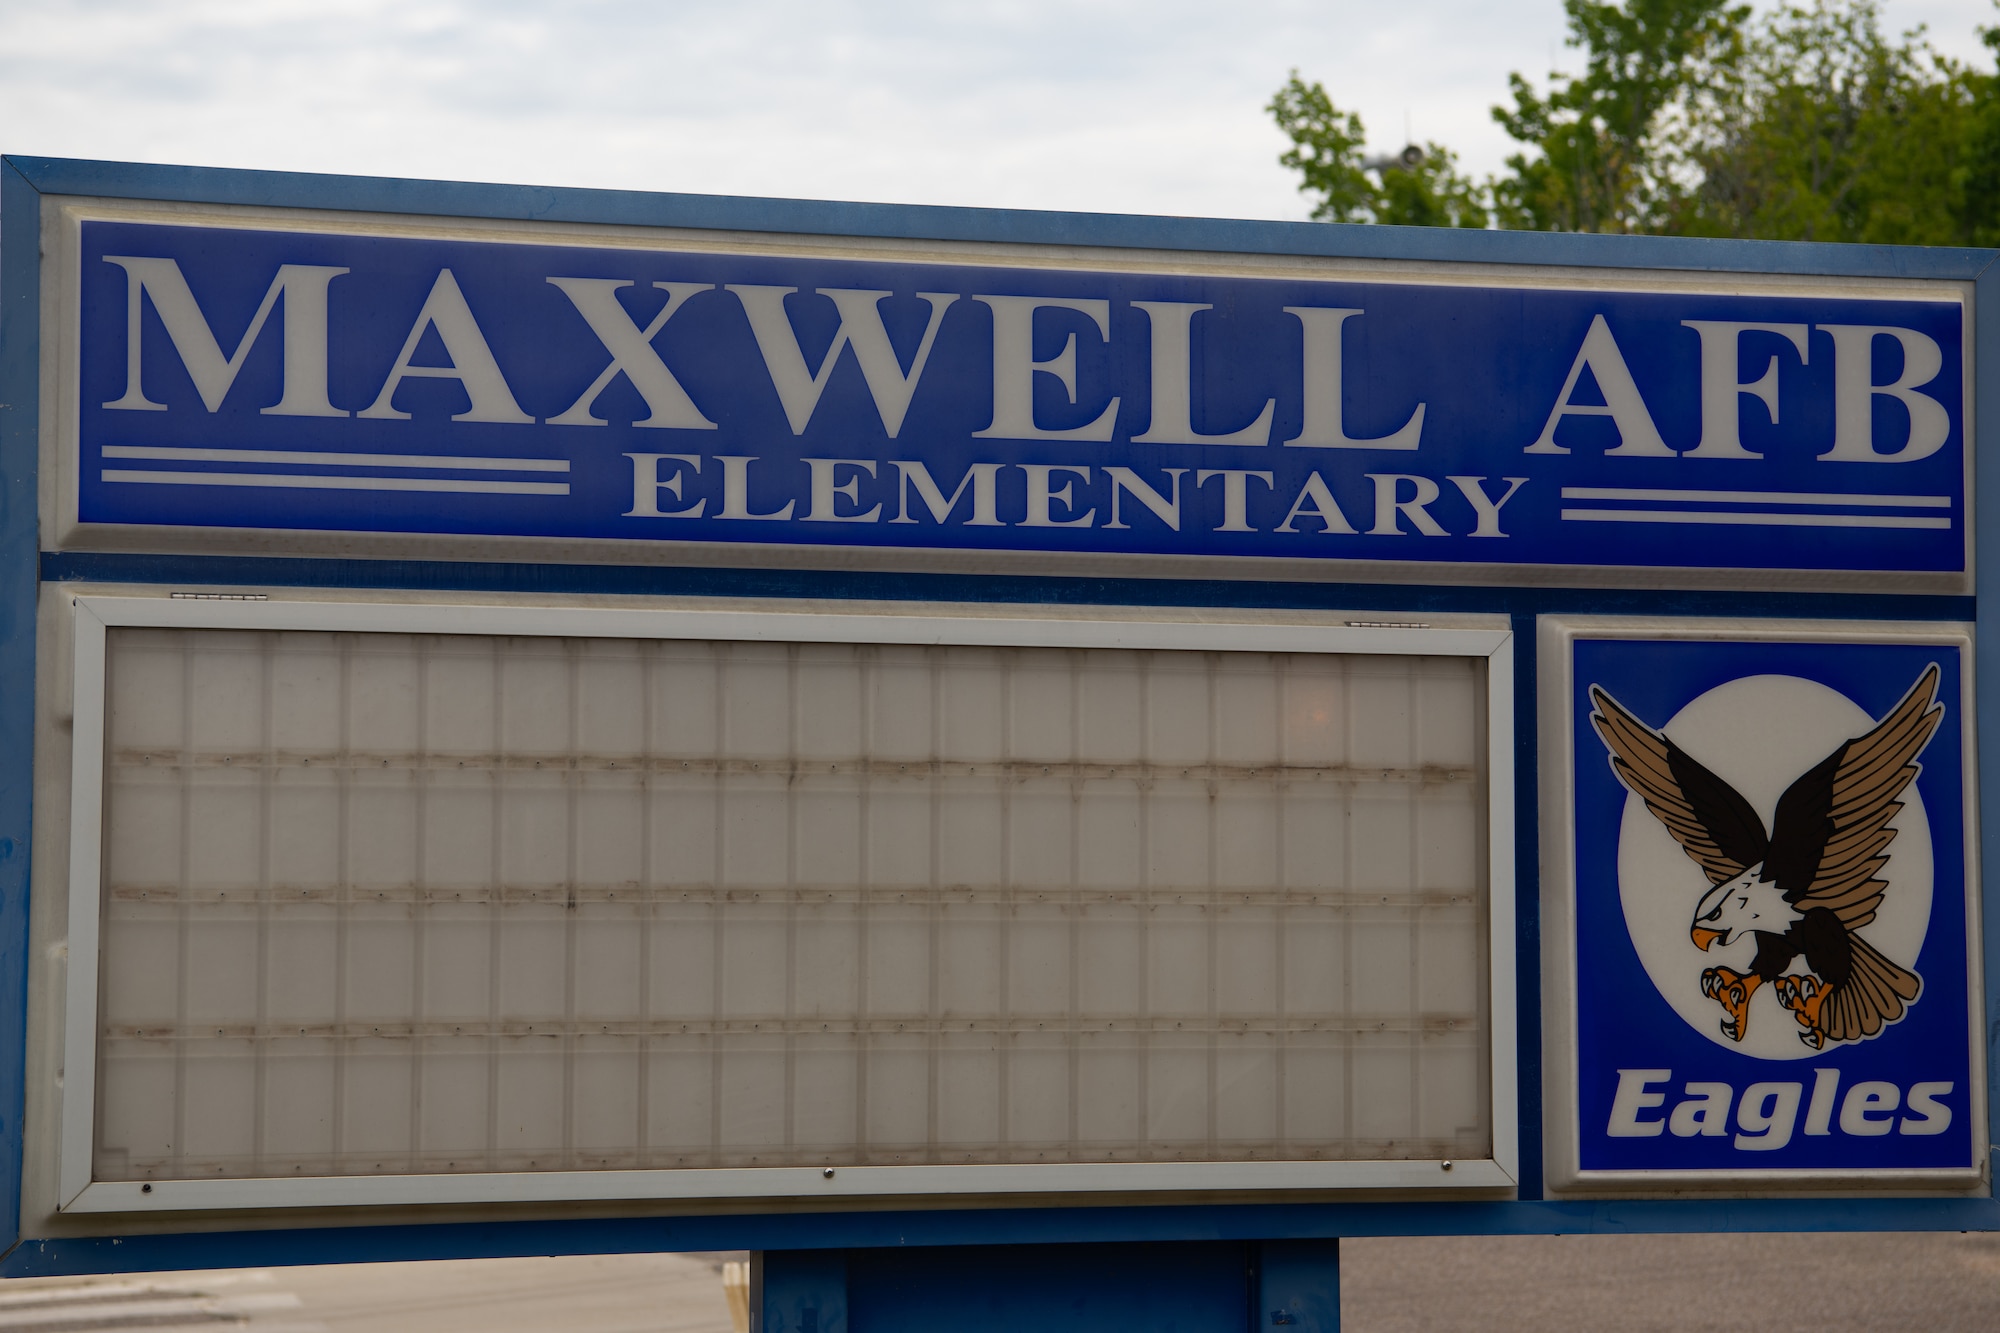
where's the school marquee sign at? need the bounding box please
[1,159,1994,1280]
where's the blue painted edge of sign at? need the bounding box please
[7,153,2000,280]
[1979,260,2000,1183]
[2,1195,1998,1278]
[0,159,44,1262]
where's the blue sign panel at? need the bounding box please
[72,220,1967,581]
[1569,635,1976,1175]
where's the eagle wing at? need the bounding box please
[1771,663,1944,930]
[1589,685,1769,885]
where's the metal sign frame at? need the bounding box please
[56,594,1518,1215]
[2,155,1998,1277]
[33,194,1983,593]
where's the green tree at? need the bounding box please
[1491,0,1748,231]
[1376,143,1491,227]
[1268,73,1488,227]
[1270,0,2000,244]
[1673,1,1982,243]
[1961,24,2000,244]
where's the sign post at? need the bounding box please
[0,154,1994,1328]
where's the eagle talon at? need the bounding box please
[1774,972,1830,1045]
[1700,966,1761,1042]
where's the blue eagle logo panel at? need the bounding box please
[1571,638,1975,1172]
[72,220,1968,578]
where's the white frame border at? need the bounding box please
[1538,614,1988,1196]
[59,594,1517,1214]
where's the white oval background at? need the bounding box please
[1614,674,1933,1060]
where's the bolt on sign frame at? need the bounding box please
[0,156,1996,1300]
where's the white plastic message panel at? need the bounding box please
[91,626,1489,1186]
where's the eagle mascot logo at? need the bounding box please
[1589,664,1942,1051]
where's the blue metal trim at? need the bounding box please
[4,1195,1997,1277]
[6,155,1995,281]
[0,159,43,1257]
[1511,614,1544,1200]
[1257,1239,1342,1333]
[34,552,1979,624]
[843,1241,1254,1332]
[1978,254,2000,1178]
[760,1248,848,1333]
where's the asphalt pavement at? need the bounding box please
[0,1253,737,1333]
[1345,1230,2000,1332]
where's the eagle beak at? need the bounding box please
[1691,926,1724,952]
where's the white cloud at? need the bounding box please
[1,0,1993,220]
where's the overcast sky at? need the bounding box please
[2,0,1995,221]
